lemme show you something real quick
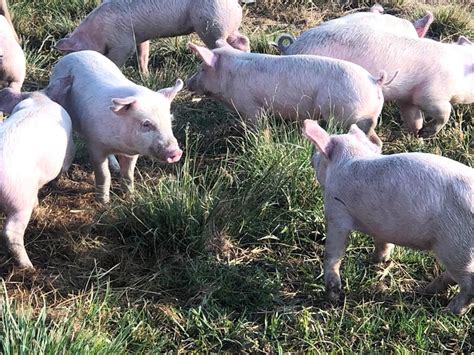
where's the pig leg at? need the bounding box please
[324,221,351,302]
[353,118,382,148]
[106,43,135,69]
[372,239,394,263]
[227,31,250,52]
[418,101,451,138]
[117,154,138,194]
[446,274,473,315]
[89,148,111,204]
[137,41,150,77]
[399,103,424,135]
[8,81,23,92]
[61,138,76,174]
[226,98,262,125]
[108,155,120,174]
[195,22,229,50]
[3,208,34,269]
[420,271,455,295]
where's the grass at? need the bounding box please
[0,0,472,353]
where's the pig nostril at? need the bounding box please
[166,149,183,163]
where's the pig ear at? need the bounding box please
[303,119,331,160]
[0,88,24,115]
[349,124,367,140]
[367,130,383,153]
[349,125,382,153]
[45,75,74,103]
[413,12,434,38]
[227,34,251,52]
[215,39,229,48]
[157,79,184,101]
[110,97,137,114]
[457,36,472,46]
[55,37,81,52]
[188,42,219,68]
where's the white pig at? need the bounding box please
[55,0,250,75]
[303,119,474,315]
[275,7,433,52]
[320,6,433,38]
[0,0,19,43]
[280,25,474,137]
[186,41,395,145]
[99,0,150,76]
[47,50,183,204]
[0,84,74,269]
[0,13,25,91]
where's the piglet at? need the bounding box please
[187,41,395,145]
[0,84,74,269]
[275,7,433,52]
[0,0,25,91]
[303,119,474,315]
[280,25,473,137]
[56,0,250,75]
[0,0,19,42]
[47,50,183,204]
[320,5,433,38]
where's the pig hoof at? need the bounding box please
[107,155,120,175]
[418,126,438,138]
[446,296,472,316]
[16,259,34,270]
[120,181,134,194]
[326,288,342,303]
[96,194,110,204]
[419,282,444,296]
[371,253,391,264]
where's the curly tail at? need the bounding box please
[375,70,399,87]
[272,33,296,54]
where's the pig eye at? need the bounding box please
[142,120,155,131]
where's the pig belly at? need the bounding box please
[264,92,318,120]
[353,217,436,251]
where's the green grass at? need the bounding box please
[0,0,472,353]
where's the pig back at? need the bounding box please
[49,51,131,130]
[321,12,417,38]
[327,153,474,249]
[110,0,194,41]
[286,25,463,102]
[189,0,243,38]
[0,95,72,192]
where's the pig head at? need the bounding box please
[108,79,184,163]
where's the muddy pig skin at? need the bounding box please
[187,41,396,145]
[47,50,183,204]
[0,87,74,269]
[56,0,250,75]
[279,25,473,137]
[303,119,474,315]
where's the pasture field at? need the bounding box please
[0,0,472,352]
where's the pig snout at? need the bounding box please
[152,139,183,163]
[164,146,183,163]
[185,76,197,92]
